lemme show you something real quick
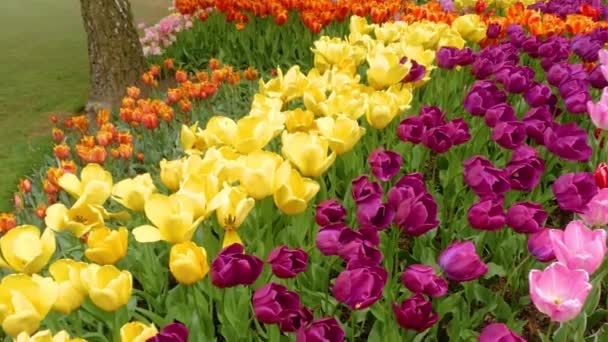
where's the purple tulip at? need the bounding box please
[368,147,402,182]
[395,172,426,194]
[403,59,426,83]
[464,81,507,116]
[505,145,545,191]
[210,244,263,288]
[332,265,387,310]
[463,156,510,197]
[419,106,446,128]
[148,321,188,342]
[564,91,592,114]
[486,23,501,39]
[387,186,439,236]
[337,228,383,266]
[401,264,448,298]
[525,82,553,108]
[588,65,608,89]
[351,175,383,206]
[478,323,526,342]
[316,223,348,256]
[547,62,573,86]
[393,294,439,332]
[528,228,556,262]
[436,47,473,69]
[543,122,592,161]
[438,241,488,282]
[448,118,471,145]
[506,202,547,234]
[492,121,527,149]
[252,283,302,324]
[315,199,346,227]
[552,172,599,213]
[523,107,553,145]
[278,307,314,333]
[558,79,587,98]
[267,246,308,279]
[468,197,506,231]
[397,116,426,144]
[356,199,394,231]
[296,317,344,342]
[485,103,517,128]
[422,125,454,153]
[494,65,534,93]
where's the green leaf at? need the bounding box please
[484,262,506,279]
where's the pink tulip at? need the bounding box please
[529,262,592,322]
[581,189,608,227]
[550,220,607,274]
[587,88,608,130]
[599,50,608,82]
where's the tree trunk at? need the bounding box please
[80,0,146,111]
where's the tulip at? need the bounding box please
[463,156,510,197]
[58,163,112,206]
[451,14,487,43]
[468,197,506,231]
[0,225,55,274]
[233,115,276,154]
[148,321,189,342]
[49,259,88,314]
[120,322,158,342]
[267,246,308,279]
[393,293,439,332]
[45,202,105,238]
[180,122,206,153]
[543,123,592,162]
[356,199,395,231]
[111,173,157,211]
[529,262,591,322]
[207,184,255,247]
[464,81,507,116]
[133,193,203,244]
[316,223,348,256]
[237,151,282,200]
[15,330,85,342]
[351,175,383,207]
[550,220,607,274]
[315,199,346,226]
[366,50,410,89]
[528,228,556,262]
[210,243,263,288]
[80,264,132,312]
[438,241,488,282]
[176,173,218,219]
[169,241,209,285]
[494,65,534,94]
[581,189,608,227]
[296,317,344,342]
[366,89,404,129]
[336,228,382,266]
[0,274,57,336]
[281,132,336,178]
[523,107,553,145]
[588,88,608,130]
[401,264,448,298]
[478,323,526,342]
[505,145,545,191]
[160,159,183,192]
[491,121,527,150]
[285,109,316,133]
[552,172,598,213]
[388,186,439,236]
[506,202,547,234]
[252,283,302,324]
[596,162,608,189]
[316,115,366,154]
[277,307,314,333]
[84,226,127,265]
[273,162,320,215]
[202,116,237,147]
[485,103,517,128]
[397,116,425,144]
[525,82,553,108]
[332,265,387,310]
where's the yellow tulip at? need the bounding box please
[44,202,104,238]
[451,14,487,44]
[374,21,406,44]
[120,322,158,342]
[169,241,209,285]
[80,264,132,312]
[208,184,255,247]
[366,89,401,129]
[258,66,308,102]
[284,109,317,133]
[202,116,237,147]
[180,122,206,154]
[436,28,466,50]
[176,173,219,219]
[0,274,57,337]
[183,148,241,184]
[58,163,112,206]
[312,36,356,74]
[281,132,336,178]
[111,173,157,211]
[237,151,283,200]
[232,115,275,154]
[316,115,366,154]
[348,15,374,36]
[84,227,128,265]
[319,86,368,120]
[248,95,286,138]
[302,86,327,115]
[0,225,55,274]
[160,158,183,192]
[132,193,203,244]
[402,22,443,50]
[366,50,410,90]
[49,259,88,314]
[15,330,85,342]
[273,161,320,215]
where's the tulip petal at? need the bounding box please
[132,225,162,243]
[58,173,82,198]
[44,203,68,231]
[223,230,242,248]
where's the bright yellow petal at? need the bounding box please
[44,204,68,232]
[58,173,82,198]
[132,225,162,243]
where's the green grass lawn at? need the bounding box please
[0,0,170,211]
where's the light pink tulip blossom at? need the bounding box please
[581,189,608,227]
[529,262,592,322]
[550,220,607,274]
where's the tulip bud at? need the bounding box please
[315,199,346,226]
[393,293,439,332]
[527,228,556,262]
[595,162,608,189]
[479,323,526,342]
[552,172,598,213]
[84,227,128,265]
[120,321,158,342]
[169,241,209,285]
[49,259,88,314]
[401,264,448,298]
[148,321,188,342]
[81,264,132,312]
[210,244,263,288]
[467,197,506,231]
[316,223,348,256]
[506,202,547,234]
[267,246,308,279]
[438,241,488,282]
[332,265,387,310]
[296,317,344,342]
[368,147,402,182]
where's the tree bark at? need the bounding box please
[80,0,146,111]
